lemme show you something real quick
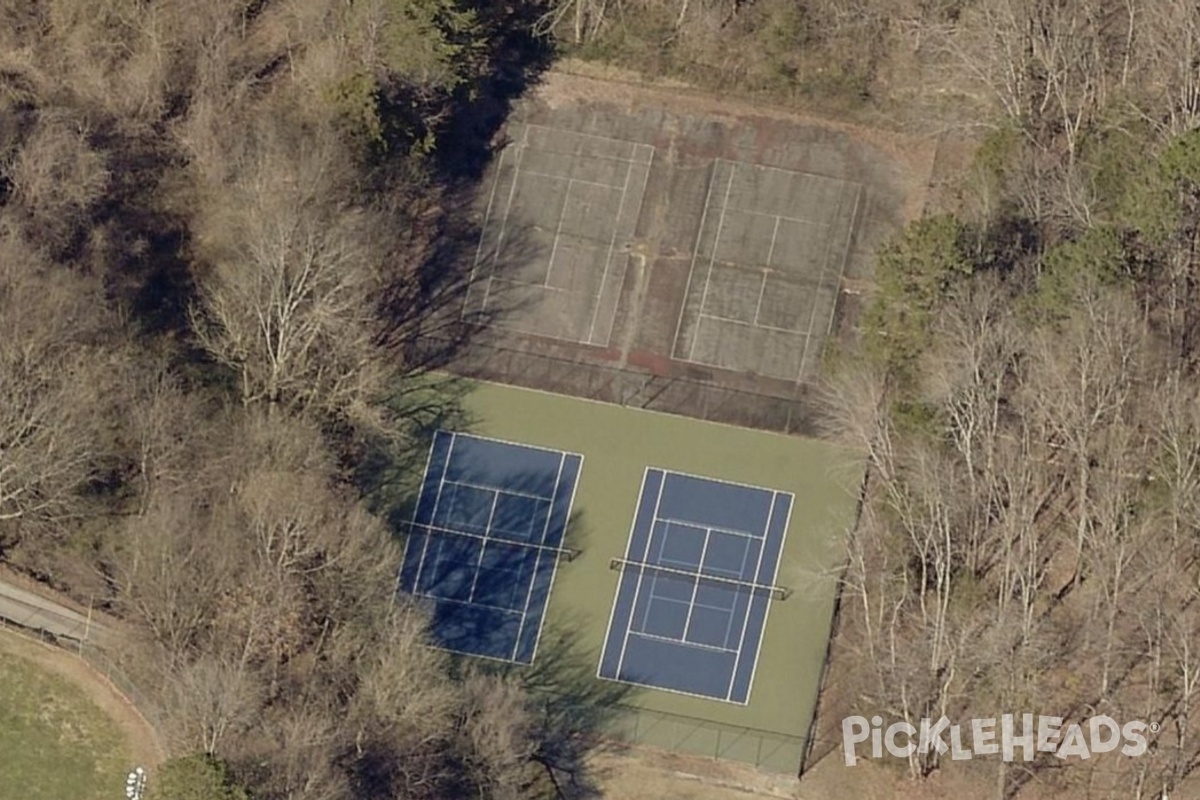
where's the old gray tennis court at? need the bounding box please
[462,123,653,348]
[671,159,862,383]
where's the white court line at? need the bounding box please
[726,491,775,701]
[642,587,741,616]
[671,161,721,359]
[511,452,567,660]
[449,478,554,502]
[631,511,681,634]
[674,520,752,652]
[655,516,759,541]
[597,671,752,705]
[765,216,781,269]
[590,145,656,348]
[413,592,525,615]
[641,513,762,648]
[523,150,643,167]
[585,154,633,346]
[753,216,781,326]
[696,310,809,336]
[596,468,652,683]
[718,540,756,649]
[462,144,507,323]
[469,146,507,274]
[720,595,746,652]
[628,629,739,655]
[544,178,573,289]
[395,434,440,599]
[658,466,793,495]
[480,128,529,315]
[409,523,565,554]
[741,159,849,187]
[696,530,756,584]
[523,122,645,158]
[797,181,860,382]
[689,163,737,361]
[825,184,864,340]
[741,493,795,703]
[681,527,713,641]
[724,206,831,227]
[616,470,667,680]
[447,429,583,459]
[490,278,569,292]
[527,453,585,666]
[466,487,502,602]
[521,169,626,190]
[752,275,769,328]
[411,433,460,595]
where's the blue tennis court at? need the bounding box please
[597,469,793,703]
[397,431,582,664]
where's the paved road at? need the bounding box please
[0,579,112,647]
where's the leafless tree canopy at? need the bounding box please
[0,231,120,549]
[0,0,571,796]
[7,0,1200,796]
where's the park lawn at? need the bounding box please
[0,645,131,800]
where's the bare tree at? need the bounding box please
[921,275,1017,575]
[187,117,391,425]
[455,672,540,800]
[124,361,210,515]
[5,109,110,252]
[1133,0,1200,137]
[0,231,119,547]
[118,496,234,663]
[1021,285,1146,589]
[160,651,265,754]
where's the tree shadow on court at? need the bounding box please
[354,374,479,528]
[394,496,644,797]
[372,0,557,379]
[520,613,639,799]
[373,189,550,378]
[389,472,587,658]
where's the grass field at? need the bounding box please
[451,380,864,772]
[0,635,131,800]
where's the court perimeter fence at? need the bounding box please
[526,686,806,774]
[430,337,827,439]
[3,601,811,775]
[606,704,807,773]
[0,602,167,748]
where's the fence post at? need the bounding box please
[80,598,92,656]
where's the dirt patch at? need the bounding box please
[591,740,1078,799]
[590,742,999,799]
[0,625,165,770]
[534,67,940,212]
[591,745,799,799]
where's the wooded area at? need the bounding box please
[817,3,1200,797]
[3,0,1200,797]
[0,0,575,796]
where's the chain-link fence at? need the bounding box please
[431,337,827,437]
[606,704,807,774]
[0,594,165,758]
[0,596,97,645]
